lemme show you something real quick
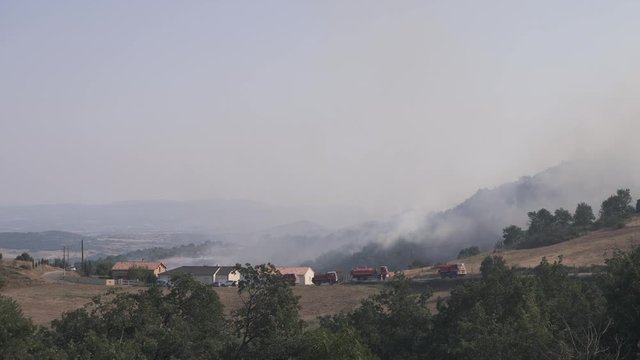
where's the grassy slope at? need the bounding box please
[406,217,640,277]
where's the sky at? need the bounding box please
[1,1,640,217]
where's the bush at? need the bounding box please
[15,252,33,262]
[600,189,634,227]
[457,246,480,259]
[127,267,156,283]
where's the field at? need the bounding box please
[0,264,387,326]
[0,262,449,326]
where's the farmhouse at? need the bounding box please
[158,265,241,285]
[111,261,167,280]
[276,266,315,285]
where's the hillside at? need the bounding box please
[406,217,640,277]
[311,159,640,272]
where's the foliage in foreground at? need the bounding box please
[3,249,640,359]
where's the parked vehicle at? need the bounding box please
[155,279,171,287]
[434,263,467,278]
[350,266,390,281]
[224,280,238,287]
[312,271,338,285]
[212,281,226,287]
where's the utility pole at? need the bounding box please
[81,239,84,275]
[62,246,66,277]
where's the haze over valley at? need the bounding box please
[2,1,640,268]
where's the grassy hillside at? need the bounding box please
[406,217,640,277]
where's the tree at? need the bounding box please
[127,267,155,283]
[457,246,480,259]
[50,273,228,359]
[433,256,553,359]
[502,225,524,248]
[321,274,433,360]
[574,202,595,227]
[0,296,38,359]
[15,252,34,262]
[230,263,302,360]
[554,208,573,226]
[602,246,640,358]
[297,326,377,360]
[600,189,634,227]
[636,199,640,213]
[527,209,555,235]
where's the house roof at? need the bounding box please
[163,266,220,276]
[275,266,313,276]
[216,266,238,276]
[112,261,165,271]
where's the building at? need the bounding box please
[158,265,241,285]
[275,266,315,285]
[111,261,167,280]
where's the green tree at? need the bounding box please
[433,256,553,359]
[602,246,640,358]
[322,275,433,360]
[553,208,573,226]
[297,326,377,360]
[636,199,640,213]
[0,296,39,359]
[127,267,155,283]
[502,225,524,248]
[50,273,228,359]
[573,202,595,227]
[230,263,303,360]
[527,208,555,235]
[457,246,480,259]
[600,189,634,227]
[15,252,34,262]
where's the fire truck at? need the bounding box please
[350,266,390,281]
[434,263,467,278]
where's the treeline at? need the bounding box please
[496,188,638,250]
[2,247,640,359]
[71,241,225,278]
[0,231,92,251]
[103,240,225,262]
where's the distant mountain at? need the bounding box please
[3,158,639,272]
[0,231,94,251]
[0,199,368,234]
[308,158,640,272]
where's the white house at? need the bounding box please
[276,266,315,285]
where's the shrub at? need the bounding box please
[15,252,33,262]
[457,246,480,259]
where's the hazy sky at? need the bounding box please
[2,1,640,215]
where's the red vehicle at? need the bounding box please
[434,263,467,278]
[350,266,390,281]
[312,271,339,285]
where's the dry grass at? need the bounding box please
[1,267,382,325]
[215,284,381,321]
[406,217,640,277]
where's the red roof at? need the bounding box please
[112,261,165,271]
